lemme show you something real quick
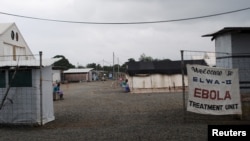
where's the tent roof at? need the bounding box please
[202,27,250,40]
[64,68,94,73]
[127,59,207,76]
[0,58,62,68]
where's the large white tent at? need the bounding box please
[126,60,207,94]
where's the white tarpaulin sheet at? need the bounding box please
[187,64,242,115]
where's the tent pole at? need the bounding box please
[181,50,186,121]
[150,75,153,94]
[39,51,43,126]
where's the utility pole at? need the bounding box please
[39,51,43,126]
[117,57,119,80]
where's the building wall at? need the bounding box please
[64,71,93,82]
[231,33,250,94]
[232,33,250,53]
[64,73,88,82]
[215,33,250,94]
[0,24,34,61]
[52,70,61,83]
[88,71,92,82]
[215,33,233,68]
[34,66,55,124]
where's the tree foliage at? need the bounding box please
[52,53,170,73]
[128,58,136,62]
[139,53,153,62]
[53,55,75,70]
[86,63,102,70]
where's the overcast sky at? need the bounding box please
[1,0,250,67]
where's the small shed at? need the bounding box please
[126,60,207,93]
[203,27,250,94]
[63,68,94,82]
[0,58,61,125]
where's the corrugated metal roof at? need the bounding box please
[202,27,250,40]
[0,58,62,67]
[64,68,94,73]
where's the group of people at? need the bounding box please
[53,82,64,100]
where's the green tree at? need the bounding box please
[139,53,153,62]
[86,63,96,69]
[128,58,136,62]
[86,63,102,70]
[96,64,102,70]
[53,55,75,70]
[77,65,85,68]
[119,58,136,72]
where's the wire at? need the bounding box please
[0,7,250,24]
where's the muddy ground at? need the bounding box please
[0,80,249,141]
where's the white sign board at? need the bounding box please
[187,64,242,115]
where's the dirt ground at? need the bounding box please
[0,80,250,141]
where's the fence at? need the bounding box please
[0,52,44,125]
[181,50,250,121]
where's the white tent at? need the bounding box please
[0,58,61,125]
[126,74,187,94]
[126,60,206,94]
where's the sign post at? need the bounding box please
[187,64,242,115]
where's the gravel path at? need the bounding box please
[0,80,249,141]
